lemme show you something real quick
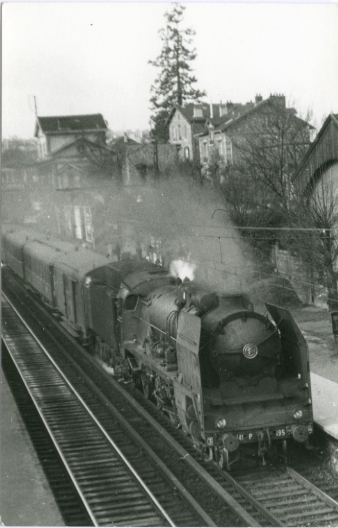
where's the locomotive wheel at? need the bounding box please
[168,409,180,427]
[141,373,153,400]
[189,420,202,445]
[95,337,102,360]
[217,448,231,471]
[217,450,225,470]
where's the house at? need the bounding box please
[293,113,338,195]
[292,114,338,304]
[197,95,314,176]
[3,113,116,247]
[34,113,108,159]
[167,100,255,164]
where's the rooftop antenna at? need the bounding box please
[28,95,38,116]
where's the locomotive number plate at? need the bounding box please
[275,428,286,437]
[236,432,257,442]
[236,428,289,442]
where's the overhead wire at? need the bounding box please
[169,255,338,306]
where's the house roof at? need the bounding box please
[167,101,257,127]
[176,103,221,123]
[207,103,255,128]
[197,96,314,138]
[293,113,338,183]
[112,136,140,152]
[35,114,108,137]
[31,137,115,168]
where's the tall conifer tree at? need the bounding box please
[149,3,206,141]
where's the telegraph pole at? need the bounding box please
[152,139,159,178]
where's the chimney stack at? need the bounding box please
[219,103,227,117]
[226,101,234,113]
[269,94,286,109]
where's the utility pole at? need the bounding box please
[28,95,38,115]
[152,139,159,178]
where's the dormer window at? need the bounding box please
[193,105,203,118]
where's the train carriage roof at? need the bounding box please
[54,248,112,281]
[23,238,78,265]
[2,228,42,247]
[2,223,28,235]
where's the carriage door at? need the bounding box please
[64,276,76,324]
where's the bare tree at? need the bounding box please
[231,101,312,211]
[202,99,313,269]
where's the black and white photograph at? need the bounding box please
[1,1,338,526]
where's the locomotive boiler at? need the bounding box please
[2,226,314,470]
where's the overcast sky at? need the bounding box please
[3,1,338,139]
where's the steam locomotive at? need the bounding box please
[2,225,314,469]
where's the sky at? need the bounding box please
[2,1,338,139]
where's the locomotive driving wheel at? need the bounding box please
[167,406,180,427]
[217,448,225,470]
[95,336,103,361]
[141,372,153,400]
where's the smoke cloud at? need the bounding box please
[3,160,255,294]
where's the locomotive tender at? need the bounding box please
[2,226,314,469]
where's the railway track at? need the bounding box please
[3,269,338,527]
[233,466,338,526]
[1,294,209,527]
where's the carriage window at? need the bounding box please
[124,295,138,311]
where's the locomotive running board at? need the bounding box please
[60,319,80,338]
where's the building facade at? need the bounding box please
[167,103,223,164]
[197,95,313,179]
[167,100,256,165]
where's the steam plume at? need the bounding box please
[170,258,196,281]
